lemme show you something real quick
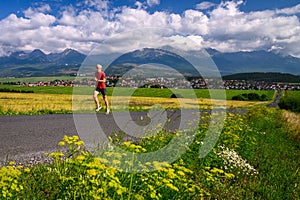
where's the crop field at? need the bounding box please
[0,92,266,115]
[0,86,274,114]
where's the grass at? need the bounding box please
[0,85,275,99]
[0,107,299,199]
[0,76,78,83]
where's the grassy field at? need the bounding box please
[0,84,275,97]
[1,107,299,199]
[0,76,77,83]
[281,90,300,99]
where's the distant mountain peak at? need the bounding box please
[0,48,299,77]
[29,49,46,57]
[62,48,76,55]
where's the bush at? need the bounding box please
[278,96,300,113]
[232,95,246,101]
[232,93,268,101]
[170,93,184,98]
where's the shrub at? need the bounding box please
[232,93,269,101]
[278,96,300,113]
[232,95,246,101]
[170,93,184,98]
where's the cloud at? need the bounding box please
[146,0,160,7]
[0,1,300,58]
[276,4,300,15]
[196,2,216,10]
[24,4,52,17]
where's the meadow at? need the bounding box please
[0,107,299,199]
[0,85,275,98]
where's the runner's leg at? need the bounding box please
[93,90,100,109]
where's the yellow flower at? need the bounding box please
[210,167,224,174]
[75,155,85,162]
[166,183,179,191]
[58,141,65,146]
[225,173,235,179]
[87,169,98,176]
[134,194,145,200]
[75,140,84,146]
[8,161,16,166]
[123,141,131,146]
[16,165,23,169]
[177,170,185,176]
[24,168,30,173]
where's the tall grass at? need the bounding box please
[281,110,300,140]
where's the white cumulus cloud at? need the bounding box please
[0,0,300,58]
[196,1,216,10]
[146,0,160,7]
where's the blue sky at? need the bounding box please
[1,0,300,57]
[1,0,300,18]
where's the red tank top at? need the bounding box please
[95,71,106,89]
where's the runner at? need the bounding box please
[93,64,110,114]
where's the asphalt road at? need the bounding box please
[0,110,190,163]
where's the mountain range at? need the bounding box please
[0,48,299,77]
[0,49,86,77]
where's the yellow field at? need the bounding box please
[0,93,72,113]
[0,92,268,113]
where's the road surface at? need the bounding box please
[0,110,190,164]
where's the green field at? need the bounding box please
[0,76,77,83]
[0,85,275,100]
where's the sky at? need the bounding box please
[1,0,300,57]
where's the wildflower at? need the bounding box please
[217,145,258,176]
[75,155,85,162]
[166,183,179,191]
[58,141,65,147]
[87,169,98,176]
[16,165,23,170]
[123,141,131,146]
[8,161,16,166]
[210,167,224,174]
[49,151,64,159]
[24,168,30,173]
[177,171,185,176]
[224,173,235,179]
[75,140,84,146]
